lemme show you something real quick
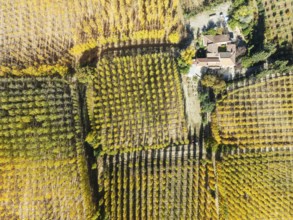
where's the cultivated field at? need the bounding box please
[181,0,205,11]
[212,72,293,148]
[181,0,226,13]
[98,145,199,220]
[263,0,292,49]
[198,159,218,219]
[0,78,95,219]
[89,47,187,154]
[0,0,182,68]
[217,149,293,219]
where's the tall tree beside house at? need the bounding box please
[228,0,258,41]
[177,46,196,74]
[201,74,226,95]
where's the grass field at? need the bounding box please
[0,77,95,219]
[212,72,293,148]
[89,47,187,154]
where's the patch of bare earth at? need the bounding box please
[182,75,202,137]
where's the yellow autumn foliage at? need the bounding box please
[0,64,68,77]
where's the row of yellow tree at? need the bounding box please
[0,78,96,219]
[213,73,293,148]
[99,145,198,219]
[0,0,182,69]
[87,49,187,155]
[217,149,293,219]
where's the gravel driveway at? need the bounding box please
[188,2,231,36]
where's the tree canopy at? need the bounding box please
[201,74,226,95]
[177,46,196,74]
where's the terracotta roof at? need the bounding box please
[219,52,232,58]
[227,43,236,52]
[195,57,220,63]
[220,58,235,67]
[203,35,230,44]
[207,43,218,53]
[194,55,235,67]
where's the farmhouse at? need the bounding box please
[194,34,236,68]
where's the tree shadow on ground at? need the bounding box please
[178,24,195,50]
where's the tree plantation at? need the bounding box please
[263,0,292,50]
[1,0,293,219]
[0,78,95,219]
[0,0,182,69]
[88,48,188,154]
[213,72,293,148]
[217,147,293,219]
[98,145,199,220]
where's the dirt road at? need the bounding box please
[182,75,202,137]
